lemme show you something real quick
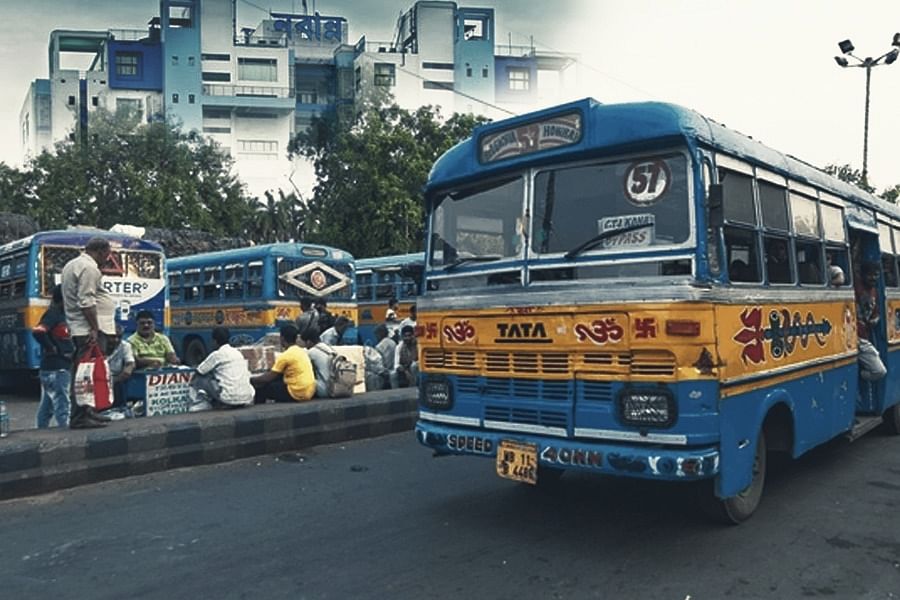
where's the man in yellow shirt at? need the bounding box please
[250,324,316,403]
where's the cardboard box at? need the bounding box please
[237,344,279,373]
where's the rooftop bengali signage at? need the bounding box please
[271,12,345,42]
[479,111,582,163]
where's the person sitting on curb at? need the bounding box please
[391,325,419,389]
[320,315,352,346]
[300,325,332,398]
[373,324,396,390]
[190,326,254,411]
[250,324,316,403]
[107,324,135,412]
[129,309,180,369]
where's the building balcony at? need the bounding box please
[202,83,295,111]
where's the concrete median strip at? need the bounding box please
[0,388,418,501]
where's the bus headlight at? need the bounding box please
[617,389,676,428]
[422,377,453,410]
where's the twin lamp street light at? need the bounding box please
[833,33,900,187]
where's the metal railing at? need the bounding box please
[109,29,156,41]
[202,84,293,98]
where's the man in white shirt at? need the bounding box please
[190,327,254,409]
[61,237,116,429]
[320,315,352,346]
[399,303,417,334]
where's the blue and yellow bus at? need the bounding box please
[167,243,356,365]
[0,229,166,382]
[356,252,424,345]
[414,98,900,523]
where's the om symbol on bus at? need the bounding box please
[574,318,625,345]
[624,159,671,206]
[443,320,476,344]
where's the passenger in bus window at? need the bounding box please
[828,266,845,287]
[729,259,750,282]
[765,239,791,283]
[855,262,887,381]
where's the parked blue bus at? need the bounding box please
[167,243,357,365]
[414,98,900,523]
[0,229,166,382]
[356,252,424,345]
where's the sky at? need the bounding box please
[2,0,900,190]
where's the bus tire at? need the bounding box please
[183,338,207,367]
[882,403,900,435]
[698,431,767,525]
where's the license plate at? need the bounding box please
[495,440,538,485]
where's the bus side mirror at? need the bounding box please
[707,184,724,229]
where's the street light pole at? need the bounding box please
[834,35,900,187]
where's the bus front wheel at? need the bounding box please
[183,338,207,367]
[883,403,900,435]
[698,432,767,525]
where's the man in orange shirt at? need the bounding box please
[250,324,316,402]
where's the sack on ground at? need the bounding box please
[327,351,357,398]
[73,344,113,410]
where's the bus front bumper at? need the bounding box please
[416,419,720,481]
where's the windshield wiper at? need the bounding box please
[563,223,651,260]
[443,254,502,272]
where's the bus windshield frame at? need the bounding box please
[426,148,696,287]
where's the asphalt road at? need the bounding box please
[2,430,899,599]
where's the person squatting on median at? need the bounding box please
[189,326,254,410]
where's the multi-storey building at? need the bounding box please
[19,0,576,196]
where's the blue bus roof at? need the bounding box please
[427,98,895,219]
[0,229,164,256]
[356,252,425,272]
[167,242,354,269]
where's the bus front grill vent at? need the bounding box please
[630,351,677,376]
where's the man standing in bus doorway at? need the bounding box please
[61,237,116,429]
[855,262,887,381]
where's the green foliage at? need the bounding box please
[4,109,257,235]
[292,98,490,257]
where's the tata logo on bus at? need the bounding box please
[494,322,551,344]
[733,307,832,365]
[479,111,582,163]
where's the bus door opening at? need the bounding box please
[849,227,886,412]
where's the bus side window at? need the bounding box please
[375,272,394,300]
[882,253,899,288]
[247,262,263,298]
[796,241,824,285]
[224,264,244,299]
[724,226,760,283]
[357,273,373,301]
[764,236,793,284]
[168,272,181,303]
[183,269,200,301]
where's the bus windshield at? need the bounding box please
[428,152,692,279]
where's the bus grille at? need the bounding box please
[427,349,676,378]
[579,380,614,402]
[484,404,568,430]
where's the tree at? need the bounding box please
[20,108,257,235]
[824,164,876,194]
[291,97,490,257]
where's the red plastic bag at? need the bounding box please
[73,344,112,410]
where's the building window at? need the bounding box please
[482,66,488,78]
[67,95,76,106]
[508,67,530,91]
[201,53,230,61]
[465,63,472,77]
[188,94,195,104]
[172,55,179,65]
[91,96,99,107]
[374,63,395,87]
[203,107,231,119]
[423,62,455,70]
[463,17,487,40]
[115,52,140,77]
[423,81,453,91]
[355,66,361,92]
[172,93,179,103]
[297,90,317,104]
[202,72,231,82]
[116,98,143,116]
[237,57,277,82]
[188,56,195,66]
[202,126,231,134]
[168,5,193,28]
[237,139,278,154]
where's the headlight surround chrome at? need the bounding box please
[616,388,676,428]
[421,377,453,411]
